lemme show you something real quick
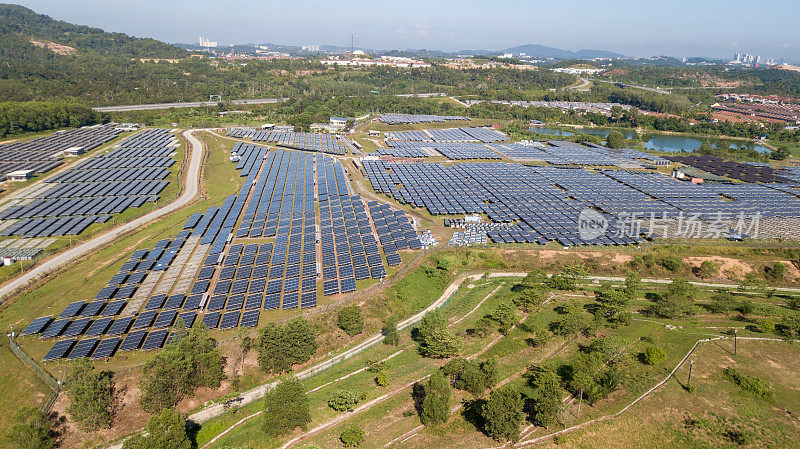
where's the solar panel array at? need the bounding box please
[491,141,669,167]
[362,159,800,246]
[384,140,501,160]
[226,128,351,155]
[665,154,794,183]
[0,129,177,238]
[379,113,470,124]
[28,141,426,360]
[385,127,508,143]
[0,123,121,179]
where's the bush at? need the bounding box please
[123,409,190,449]
[338,305,364,336]
[764,262,785,282]
[257,317,317,373]
[445,357,498,396]
[381,316,400,346]
[262,378,311,436]
[139,324,225,412]
[328,390,365,412]
[420,370,451,425]
[642,346,666,365]
[698,260,719,279]
[375,369,389,387]
[65,359,115,430]
[647,278,697,318]
[340,427,365,447]
[659,255,683,272]
[482,386,525,442]
[417,309,460,358]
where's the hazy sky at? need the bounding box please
[10,0,800,60]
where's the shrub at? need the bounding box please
[375,369,389,387]
[340,427,365,447]
[482,386,525,442]
[698,260,719,279]
[256,318,317,373]
[381,316,400,346]
[328,390,365,412]
[764,262,785,282]
[123,409,190,449]
[420,370,451,425]
[659,255,683,272]
[338,305,364,336]
[65,359,115,430]
[723,368,774,400]
[262,377,311,436]
[642,346,666,365]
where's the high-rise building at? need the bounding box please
[199,36,218,48]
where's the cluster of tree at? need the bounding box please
[122,409,191,449]
[415,309,460,358]
[337,305,364,336]
[473,300,519,335]
[441,357,499,396]
[2,406,57,449]
[138,323,225,412]
[0,101,106,137]
[0,5,186,58]
[262,377,311,436]
[65,359,115,430]
[256,317,317,373]
[328,389,365,412]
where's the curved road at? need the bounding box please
[0,129,205,302]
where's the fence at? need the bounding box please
[7,336,60,411]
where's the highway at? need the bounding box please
[93,98,287,112]
[0,129,205,302]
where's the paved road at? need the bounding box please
[593,78,670,94]
[568,77,592,91]
[93,98,287,112]
[0,129,205,302]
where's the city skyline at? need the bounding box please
[7,0,800,61]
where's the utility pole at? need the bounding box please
[734,329,738,355]
[577,389,583,419]
[687,360,694,388]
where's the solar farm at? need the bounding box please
[0,123,121,179]
[23,141,424,361]
[0,129,178,238]
[378,113,471,124]
[225,128,353,155]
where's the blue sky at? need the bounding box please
[10,0,800,60]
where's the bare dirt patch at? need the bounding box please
[29,38,76,55]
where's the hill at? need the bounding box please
[0,3,186,58]
[504,43,625,59]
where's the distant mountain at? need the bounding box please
[503,44,625,59]
[0,3,186,58]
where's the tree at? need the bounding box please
[444,357,498,396]
[420,370,451,425]
[338,305,364,337]
[262,378,311,436]
[551,301,591,336]
[340,427,365,447]
[65,359,115,430]
[123,409,190,449]
[770,145,791,161]
[139,324,225,412]
[2,406,56,449]
[375,369,389,387]
[659,255,683,272]
[257,317,317,373]
[417,309,460,358]
[648,278,697,318]
[482,386,525,442]
[594,283,630,325]
[622,271,641,300]
[642,345,666,365]
[381,316,400,346]
[526,366,563,427]
[606,130,627,149]
[764,262,785,282]
[328,389,364,412]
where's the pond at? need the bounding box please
[530,127,771,154]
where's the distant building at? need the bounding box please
[329,117,349,128]
[199,36,218,48]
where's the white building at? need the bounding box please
[199,37,218,48]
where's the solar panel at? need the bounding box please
[59,301,85,318]
[142,329,168,350]
[132,311,157,329]
[41,318,70,338]
[119,329,147,351]
[153,310,177,328]
[202,312,221,328]
[106,316,133,336]
[240,309,259,327]
[20,316,52,336]
[177,311,196,328]
[85,317,113,337]
[219,311,240,329]
[90,337,120,359]
[66,338,98,360]
[43,339,75,361]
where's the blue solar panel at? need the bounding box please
[67,338,98,360]
[119,329,147,351]
[90,337,120,359]
[20,316,52,336]
[43,339,75,361]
